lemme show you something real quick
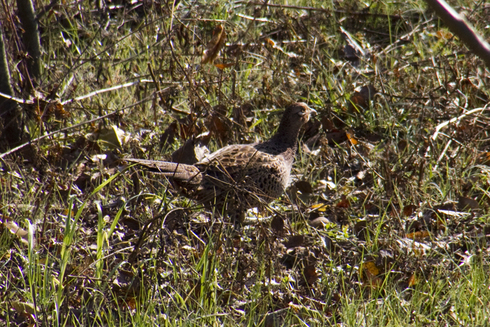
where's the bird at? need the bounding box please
[126,102,315,224]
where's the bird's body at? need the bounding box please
[127,102,314,222]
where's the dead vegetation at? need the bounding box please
[1,0,490,325]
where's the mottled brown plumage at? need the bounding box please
[126,102,315,222]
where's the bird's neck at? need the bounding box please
[260,131,299,156]
[269,121,301,148]
[268,133,298,149]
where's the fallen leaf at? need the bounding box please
[336,195,350,208]
[436,29,453,40]
[406,230,430,241]
[283,235,304,249]
[97,125,129,148]
[458,196,479,210]
[205,111,232,145]
[354,220,369,241]
[295,180,313,194]
[348,85,377,112]
[11,301,37,316]
[402,205,418,217]
[324,130,348,146]
[408,273,420,287]
[361,261,382,288]
[214,62,234,70]
[310,203,328,212]
[346,131,358,145]
[303,264,318,285]
[398,140,408,152]
[202,24,226,64]
[270,215,284,233]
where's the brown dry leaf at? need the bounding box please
[458,196,479,210]
[363,261,380,276]
[270,215,284,233]
[361,261,382,288]
[205,108,233,145]
[160,113,202,148]
[288,302,302,313]
[303,264,318,285]
[336,195,350,208]
[202,24,226,65]
[408,273,420,287]
[295,180,313,194]
[398,140,408,152]
[436,29,453,40]
[125,297,137,310]
[33,99,69,122]
[265,38,276,47]
[321,117,335,130]
[54,102,69,119]
[346,131,358,145]
[406,230,430,241]
[325,130,348,146]
[120,217,141,231]
[354,220,369,240]
[294,66,301,77]
[214,62,234,70]
[283,235,304,249]
[348,85,377,112]
[402,204,418,217]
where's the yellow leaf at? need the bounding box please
[408,273,420,287]
[214,62,234,70]
[346,132,358,145]
[311,203,328,212]
[406,230,430,241]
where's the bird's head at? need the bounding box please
[282,102,317,128]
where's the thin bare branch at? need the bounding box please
[425,0,490,69]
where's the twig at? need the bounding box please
[147,63,189,115]
[425,0,490,69]
[0,91,34,104]
[425,105,488,169]
[433,139,452,172]
[432,106,487,141]
[0,80,153,105]
[238,1,402,19]
[0,95,154,159]
[61,80,152,105]
[168,39,208,110]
